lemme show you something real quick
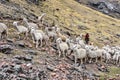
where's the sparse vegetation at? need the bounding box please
[0,0,120,79]
[100,66,120,80]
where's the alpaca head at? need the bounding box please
[13,21,19,27]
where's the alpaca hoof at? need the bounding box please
[89,61,92,64]
[33,42,35,44]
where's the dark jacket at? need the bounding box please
[85,33,89,39]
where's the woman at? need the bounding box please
[85,33,89,44]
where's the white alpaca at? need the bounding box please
[66,38,75,50]
[86,46,98,63]
[30,28,43,43]
[42,32,49,47]
[102,50,111,63]
[13,21,28,39]
[45,27,57,41]
[95,48,103,62]
[72,45,87,65]
[113,52,120,65]
[30,28,43,48]
[56,38,69,58]
[76,36,85,48]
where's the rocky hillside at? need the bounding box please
[0,0,120,47]
[0,0,120,80]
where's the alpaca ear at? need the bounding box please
[60,29,62,31]
[21,15,25,19]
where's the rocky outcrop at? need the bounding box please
[0,0,38,20]
[0,0,9,3]
[76,0,120,19]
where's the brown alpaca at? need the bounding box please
[56,31,67,42]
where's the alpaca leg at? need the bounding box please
[108,59,110,63]
[1,35,3,39]
[25,32,28,40]
[0,34,1,40]
[106,59,108,64]
[118,60,120,65]
[63,51,65,59]
[58,52,60,57]
[19,35,21,40]
[116,61,117,65]
[107,59,109,63]
[58,50,61,57]
[86,57,88,63]
[75,56,77,67]
[65,50,68,57]
[100,57,102,63]
[114,60,116,65]
[84,58,86,63]
[113,60,115,65]
[45,40,47,47]
[23,33,26,40]
[33,38,35,43]
[5,30,7,39]
[40,39,42,47]
[95,57,97,63]
[6,30,8,38]
[18,33,21,40]
[89,58,92,63]
[5,33,7,39]
[36,40,39,48]
[81,59,83,64]
[31,34,35,43]
[115,60,116,65]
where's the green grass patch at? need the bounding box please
[100,66,120,80]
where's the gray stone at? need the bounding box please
[12,59,23,64]
[0,72,4,80]
[23,50,37,55]
[23,55,33,61]
[18,74,29,80]
[77,25,89,30]
[47,65,55,71]
[0,44,13,54]
[26,0,40,5]
[7,38,14,43]
[14,65,22,73]
[14,55,24,60]
[2,64,9,68]
[5,68,15,73]
[15,41,25,48]
[116,34,120,37]
[37,70,46,79]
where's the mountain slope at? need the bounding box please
[0,0,120,47]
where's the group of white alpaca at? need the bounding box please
[65,36,120,66]
[0,14,120,66]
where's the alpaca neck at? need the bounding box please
[24,19,29,27]
[56,31,60,35]
[15,23,19,30]
[45,27,49,33]
[58,32,62,36]
[31,29,35,34]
